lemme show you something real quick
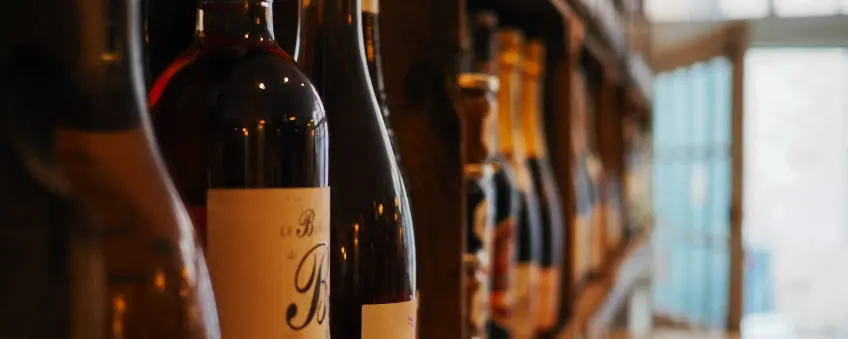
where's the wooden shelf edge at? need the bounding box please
[558,230,653,339]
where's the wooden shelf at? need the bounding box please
[558,231,653,339]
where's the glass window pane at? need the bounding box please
[646,0,698,21]
[774,0,839,17]
[719,0,770,19]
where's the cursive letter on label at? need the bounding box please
[297,209,316,238]
[286,242,329,330]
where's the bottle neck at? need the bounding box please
[196,0,276,44]
[362,4,387,106]
[459,74,499,165]
[521,65,547,159]
[296,0,364,93]
[497,56,523,161]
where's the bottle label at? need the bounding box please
[361,299,418,339]
[536,267,561,329]
[415,291,420,339]
[206,188,330,339]
[490,216,517,326]
[511,263,539,338]
[362,0,379,13]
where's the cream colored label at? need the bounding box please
[362,0,379,13]
[536,268,561,329]
[511,263,539,339]
[207,188,330,339]
[415,291,420,339]
[362,300,418,339]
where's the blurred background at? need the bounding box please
[646,1,848,338]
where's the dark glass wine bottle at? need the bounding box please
[150,0,330,337]
[458,71,499,338]
[360,0,402,163]
[297,0,417,337]
[496,29,544,339]
[0,0,220,338]
[582,64,606,281]
[519,40,566,338]
[570,66,592,303]
[0,3,104,335]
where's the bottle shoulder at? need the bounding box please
[150,43,326,122]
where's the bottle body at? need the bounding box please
[297,0,417,337]
[150,1,330,337]
[569,66,592,303]
[464,170,495,339]
[1,0,220,338]
[583,75,606,280]
[518,40,565,337]
[487,158,521,339]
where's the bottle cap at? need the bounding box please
[497,29,524,68]
[523,39,545,77]
[497,29,524,52]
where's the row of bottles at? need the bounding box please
[1,0,414,338]
[1,0,636,338]
[458,10,630,339]
[151,0,416,337]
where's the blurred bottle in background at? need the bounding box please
[0,0,221,338]
[497,29,543,339]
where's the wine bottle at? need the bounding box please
[360,0,402,163]
[496,29,543,339]
[519,40,565,337]
[584,73,606,280]
[0,3,105,335]
[150,0,330,338]
[5,0,221,338]
[458,64,500,338]
[297,0,417,338]
[464,11,521,339]
[570,67,592,301]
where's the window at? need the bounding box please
[718,0,769,19]
[774,0,840,17]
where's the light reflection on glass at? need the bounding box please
[112,294,127,339]
[154,269,167,292]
